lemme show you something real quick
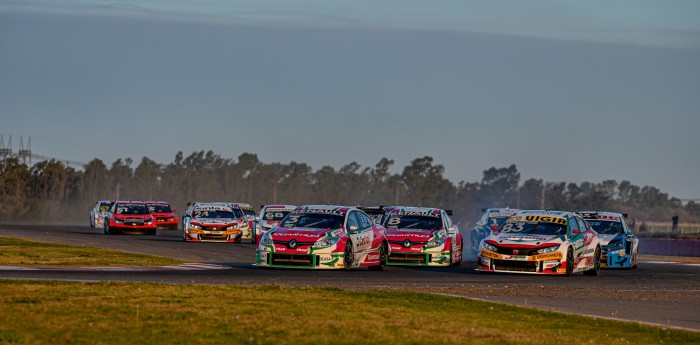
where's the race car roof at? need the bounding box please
[481,208,519,213]
[145,201,171,205]
[386,206,445,217]
[261,204,297,210]
[577,211,626,221]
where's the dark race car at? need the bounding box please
[470,208,520,255]
[578,211,639,269]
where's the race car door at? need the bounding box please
[347,210,374,255]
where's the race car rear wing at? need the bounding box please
[357,206,386,215]
[445,210,453,216]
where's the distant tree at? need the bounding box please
[0,158,31,219]
[401,156,454,208]
[133,157,162,201]
[479,165,520,208]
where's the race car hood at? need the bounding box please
[270,227,335,241]
[191,218,237,226]
[113,214,151,221]
[488,233,563,247]
[152,212,174,218]
[385,228,438,241]
[598,233,624,246]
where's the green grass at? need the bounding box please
[0,236,184,266]
[0,281,697,345]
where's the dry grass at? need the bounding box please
[0,236,183,266]
[0,281,698,345]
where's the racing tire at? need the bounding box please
[148,228,157,236]
[90,217,94,228]
[583,247,601,276]
[104,223,108,235]
[368,242,388,271]
[565,248,574,276]
[252,232,257,244]
[453,239,463,267]
[343,241,354,270]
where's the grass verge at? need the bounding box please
[0,281,698,345]
[0,236,183,266]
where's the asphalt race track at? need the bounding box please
[1,224,699,331]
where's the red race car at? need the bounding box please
[146,201,178,230]
[104,201,157,235]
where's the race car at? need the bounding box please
[232,203,258,242]
[470,208,519,255]
[146,201,178,230]
[478,210,601,275]
[258,204,297,237]
[382,206,463,266]
[256,205,388,270]
[577,211,639,269]
[90,200,113,228]
[103,201,157,235]
[183,203,247,242]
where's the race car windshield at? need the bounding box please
[486,216,511,228]
[385,215,443,230]
[501,222,566,236]
[231,208,244,218]
[115,204,149,215]
[148,204,172,213]
[587,220,623,235]
[193,210,234,219]
[263,211,291,221]
[281,213,343,230]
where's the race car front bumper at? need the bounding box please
[478,249,567,275]
[185,228,242,242]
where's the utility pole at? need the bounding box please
[540,181,546,210]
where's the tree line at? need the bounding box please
[1,151,697,227]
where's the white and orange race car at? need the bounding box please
[478,210,601,275]
[256,205,388,270]
[183,203,246,242]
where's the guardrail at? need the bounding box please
[636,222,700,235]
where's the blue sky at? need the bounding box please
[1,1,699,200]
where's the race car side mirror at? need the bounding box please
[348,225,359,234]
[572,229,580,235]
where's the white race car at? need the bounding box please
[89,200,113,228]
[258,204,297,236]
[478,210,601,276]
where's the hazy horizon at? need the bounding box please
[2,1,699,200]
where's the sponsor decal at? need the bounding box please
[509,215,567,225]
[390,210,440,217]
[481,249,502,260]
[358,234,371,246]
[503,235,549,242]
[367,253,380,261]
[503,255,528,261]
[403,239,412,248]
[530,252,563,261]
[488,212,516,217]
[194,206,232,212]
[583,248,595,255]
[298,208,346,216]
